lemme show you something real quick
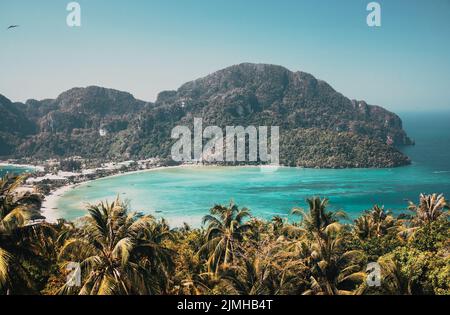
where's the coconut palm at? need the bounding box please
[291,197,347,238]
[397,194,450,241]
[135,217,175,293]
[222,243,302,295]
[408,194,449,226]
[271,216,286,238]
[354,215,375,240]
[288,197,365,295]
[200,202,252,274]
[303,223,366,295]
[57,197,174,295]
[377,255,412,295]
[0,175,43,294]
[221,255,274,295]
[354,205,398,239]
[0,174,43,226]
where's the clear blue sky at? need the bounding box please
[1,0,449,111]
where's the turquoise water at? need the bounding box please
[0,166,35,177]
[55,111,450,226]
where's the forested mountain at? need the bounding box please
[0,63,412,167]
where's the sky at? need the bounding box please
[1,0,449,111]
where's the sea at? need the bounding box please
[2,111,450,227]
[0,165,37,177]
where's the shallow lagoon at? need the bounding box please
[56,163,450,227]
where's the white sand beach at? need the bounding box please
[38,163,279,224]
[40,184,77,223]
[39,165,185,223]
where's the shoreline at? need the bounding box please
[40,165,186,223]
[40,184,78,223]
[4,162,419,226]
[38,164,282,224]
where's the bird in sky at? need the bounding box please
[7,25,19,30]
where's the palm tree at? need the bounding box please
[408,194,449,226]
[200,201,252,274]
[135,217,175,293]
[271,216,285,238]
[222,255,274,295]
[0,174,43,226]
[0,175,43,294]
[354,215,374,240]
[221,242,301,295]
[57,197,174,295]
[377,255,412,295]
[291,197,347,238]
[354,205,398,239]
[397,194,450,241]
[303,224,366,295]
[289,198,364,295]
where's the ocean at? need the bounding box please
[51,111,450,227]
[1,111,449,226]
[0,165,36,177]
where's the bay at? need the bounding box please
[55,111,450,226]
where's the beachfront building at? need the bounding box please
[26,174,69,185]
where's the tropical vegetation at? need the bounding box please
[0,174,448,295]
